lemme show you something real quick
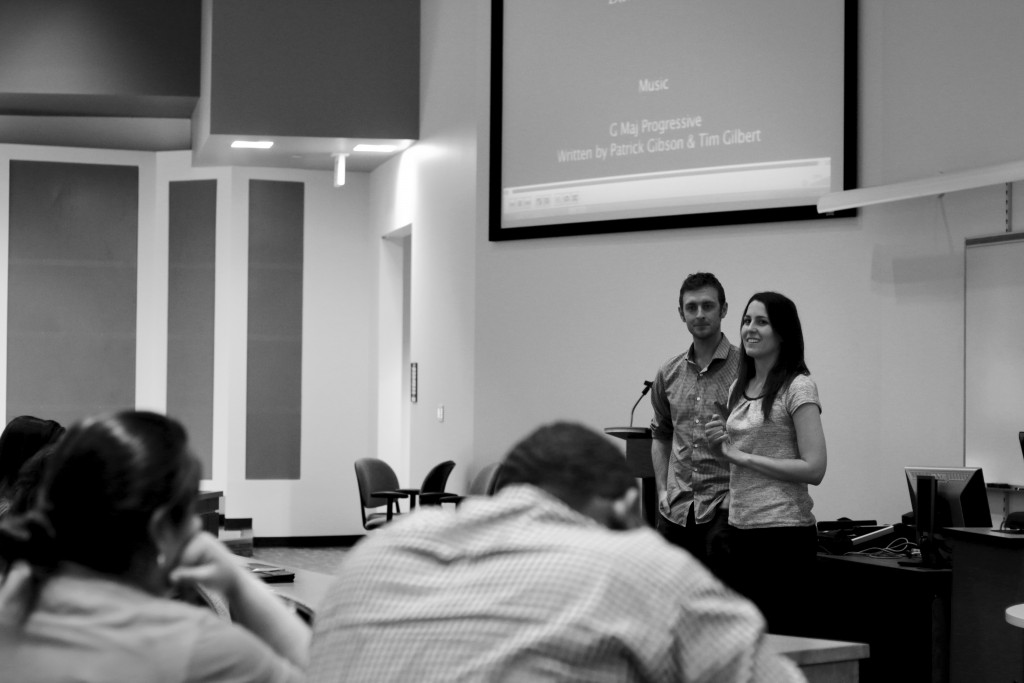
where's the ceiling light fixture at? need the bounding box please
[231,140,274,149]
[353,143,398,153]
[333,153,348,187]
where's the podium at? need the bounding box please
[605,426,656,527]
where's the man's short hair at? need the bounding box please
[679,272,726,309]
[497,422,635,512]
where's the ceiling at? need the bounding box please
[0,111,411,174]
[0,0,419,174]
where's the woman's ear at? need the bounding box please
[147,506,175,565]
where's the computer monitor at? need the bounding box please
[904,466,993,530]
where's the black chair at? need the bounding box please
[354,458,409,530]
[397,460,458,508]
[449,462,503,505]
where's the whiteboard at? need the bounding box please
[965,233,1024,485]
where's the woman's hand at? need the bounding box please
[168,531,244,598]
[704,415,736,463]
[169,531,311,666]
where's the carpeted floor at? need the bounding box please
[251,546,350,576]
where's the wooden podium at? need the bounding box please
[605,426,656,527]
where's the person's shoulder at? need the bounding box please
[657,349,687,369]
[787,373,818,392]
[783,373,820,410]
[720,333,739,354]
[655,349,692,381]
[719,336,741,366]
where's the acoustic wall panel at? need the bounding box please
[246,180,303,479]
[167,180,216,477]
[7,160,138,426]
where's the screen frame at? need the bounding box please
[488,0,860,242]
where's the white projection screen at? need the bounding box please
[490,0,858,241]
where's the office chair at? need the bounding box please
[354,458,409,530]
[471,462,503,496]
[447,462,503,506]
[398,460,458,508]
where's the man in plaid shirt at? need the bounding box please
[308,422,805,682]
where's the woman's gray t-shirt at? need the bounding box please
[726,374,820,528]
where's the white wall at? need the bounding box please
[370,0,483,493]
[217,165,376,537]
[389,0,1024,526]
[1,146,378,538]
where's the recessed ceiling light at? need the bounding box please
[231,140,274,149]
[353,144,398,153]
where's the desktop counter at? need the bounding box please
[944,527,1024,683]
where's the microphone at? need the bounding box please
[629,380,654,428]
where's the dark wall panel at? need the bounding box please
[246,180,303,479]
[168,180,216,477]
[0,0,200,105]
[210,0,419,139]
[7,160,138,426]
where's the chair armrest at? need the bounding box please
[420,492,462,506]
[370,490,408,499]
[370,490,408,520]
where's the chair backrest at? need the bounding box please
[468,462,503,496]
[420,460,455,494]
[354,458,401,510]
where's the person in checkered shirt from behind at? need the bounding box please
[307,421,805,683]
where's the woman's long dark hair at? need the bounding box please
[728,292,810,421]
[0,411,200,580]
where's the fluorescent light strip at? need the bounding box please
[231,140,274,149]
[353,144,398,153]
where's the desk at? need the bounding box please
[944,527,1024,683]
[813,553,950,682]
[232,555,336,624]
[197,490,222,537]
[765,634,868,683]
[266,566,335,622]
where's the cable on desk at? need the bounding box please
[841,536,918,559]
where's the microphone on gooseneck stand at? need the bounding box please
[629,380,654,428]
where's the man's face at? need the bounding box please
[679,286,726,342]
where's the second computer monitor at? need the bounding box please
[905,466,993,530]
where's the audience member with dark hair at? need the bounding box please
[0,410,309,683]
[705,292,827,636]
[0,415,64,518]
[307,421,804,682]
